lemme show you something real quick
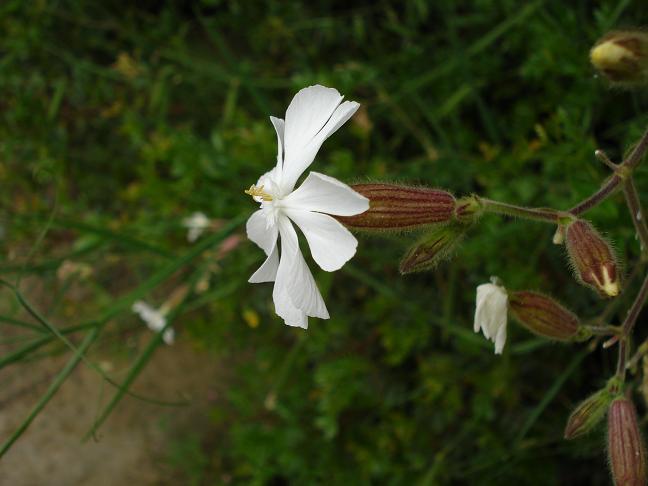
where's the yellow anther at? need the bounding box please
[244,184,273,201]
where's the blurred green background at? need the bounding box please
[2,0,648,484]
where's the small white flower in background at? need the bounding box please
[245,85,369,328]
[182,212,211,242]
[474,278,508,354]
[132,301,175,345]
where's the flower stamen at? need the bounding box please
[245,184,273,201]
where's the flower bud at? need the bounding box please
[564,388,613,439]
[399,223,465,273]
[509,291,581,341]
[590,31,648,86]
[337,183,455,231]
[608,397,646,486]
[565,220,620,298]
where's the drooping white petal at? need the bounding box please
[281,85,359,193]
[270,116,285,169]
[494,323,507,355]
[249,243,279,283]
[273,280,308,329]
[474,282,508,354]
[272,217,328,327]
[282,172,369,216]
[246,209,277,255]
[285,208,359,272]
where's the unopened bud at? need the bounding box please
[337,183,455,231]
[566,220,620,298]
[509,291,581,341]
[591,31,648,86]
[608,397,646,486]
[564,388,613,439]
[399,223,465,273]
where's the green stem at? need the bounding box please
[569,174,622,216]
[616,272,648,379]
[478,197,568,223]
[622,177,648,256]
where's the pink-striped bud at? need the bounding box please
[591,31,648,86]
[566,220,620,298]
[337,183,455,231]
[509,291,581,341]
[608,397,646,486]
[564,388,612,439]
[399,223,465,273]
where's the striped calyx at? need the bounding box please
[399,223,465,273]
[591,31,648,86]
[509,291,580,341]
[564,388,612,439]
[565,220,620,298]
[336,183,455,231]
[608,397,646,486]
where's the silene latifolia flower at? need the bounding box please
[182,212,211,242]
[474,278,508,354]
[132,301,175,345]
[245,85,369,328]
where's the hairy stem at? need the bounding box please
[616,273,648,379]
[623,177,648,256]
[478,198,568,223]
[569,174,622,216]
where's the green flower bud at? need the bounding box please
[337,183,455,231]
[399,223,465,273]
[565,220,621,298]
[564,388,613,440]
[608,397,646,486]
[509,291,582,341]
[591,31,648,86]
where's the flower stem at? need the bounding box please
[616,272,648,379]
[569,174,622,216]
[623,177,648,256]
[583,324,622,336]
[478,198,568,223]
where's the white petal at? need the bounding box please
[282,172,369,216]
[494,323,506,355]
[249,243,279,283]
[285,209,359,272]
[272,217,328,326]
[474,283,508,354]
[162,328,175,345]
[281,85,359,193]
[270,116,285,169]
[246,210,277,255]
[273,282,308,329]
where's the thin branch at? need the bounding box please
[623,177,648,255]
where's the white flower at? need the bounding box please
[132,301,175,345]
[182,212,211,242]
[245,85,369,328]
[474,280,508,354]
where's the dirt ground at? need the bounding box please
[0,336,224,485]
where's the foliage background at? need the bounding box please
[2,0,648,484]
